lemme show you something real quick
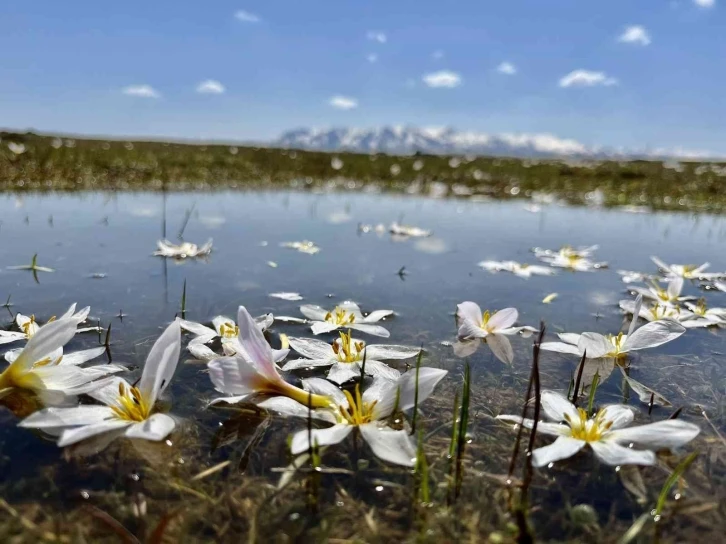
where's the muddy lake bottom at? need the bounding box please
[0,189,724,542]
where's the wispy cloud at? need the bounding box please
[422,70,462,88]
[366,53,378,63]
[329,95,358,110]
[559,70,618,88]
[196,80,226,94]
[235,10,260,23]
[693,0,715,8]
[497,61,517,75]
[122,84,160,98]
[366,31,387,43]
[618,25,651,46]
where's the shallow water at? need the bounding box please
[1,190,724,541]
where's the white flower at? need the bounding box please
[154,239,213,258]
[534,245,606,272]
[280,367,447,466]
[619,299,686,323]
[282,331,419,384]
[496,391,700,467]
[300,301,393,337]
[681,299,726,328]
[454,301,537,364]
[0,306,99,346]
[540,296,685,359]
[19,320,182,446]
[281,241,320,254]
[180,313,273,360]
[651,256,726,280]
[630,277,696,307]
[616,270,659,284]
[389,222,432,238]
[207,306,332,409]
[478,260,556,279]
[533,245,599,260]
[0,307,124,406]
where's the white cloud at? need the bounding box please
[693,0,715,8]
[366,53,378,63]
[497,61,517,75]
[122,84,160,98]
[618,25,651,46]
[329,95,358,110]
[235,10,260,23]
[366,31,387,43]
[559,70,618,88]
[422,70,462,88]
[196,80,226,94]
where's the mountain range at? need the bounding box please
[276,126,714,160]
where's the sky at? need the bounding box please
[1,0,724,154]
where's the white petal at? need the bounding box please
[539,341,582,355]
[10,315,82,372]
[577,333,613,358]
[363,310,393,323]
[236,306,278,379]
[187,343,218,361]
[338,301,363,318]
[375,367,447,419]
[287,337,334,360]
[488,308,518,331]
[557,333,581,346]
[59,347,107,366]
[453,339,480,357]
[364,360,401,381]
[179,319,216,338]
[282,358,332,371]
[349,323,390,338]
[257,396,309,418]
[487,334,514,364]
[124,413,176,441]
[495,415,569,437]
[208,356,261,395]
[4,348,22,363]
[88,377,129,405]
[540,390,580,422]
[0,331,26,345]
[667,277,684,299]
[58,420,132,447]
[30,365,123,391]
[622,319,685,352]
[365,345,420,360]
[301,377,348,407]
[359,423,417,466]
[456,301,482,326]
[311,322,339,335]
[326,363,360,384]
[19,405,116,428]
[138,320,181,405]
[457,320,487,340]
[531,436,585,467]
[299,305,328,321]
[627,295,643,337]
[290,424,352,455]
[607,420,700,449]
[208,395,251,405]
[598,404,635,429]
[590,441,655,466]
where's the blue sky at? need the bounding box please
[1,1,724,153]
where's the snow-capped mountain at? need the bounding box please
[276,126,715,159]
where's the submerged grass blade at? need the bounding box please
[454,361,471,498]
[181,279,187,319]
[416,430,430,504]
[410,347,423,434]
[587,371,600,414]
[655,451,699,516]
[572,350,587,405]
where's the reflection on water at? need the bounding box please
[0,190,724,540]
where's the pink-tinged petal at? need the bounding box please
[531,436,585,467]
[236,306,277,379]
[290,424,352,455]
[138,320,181,405]
[590,441,655,466]
[359,424,416,466]
[208,356,263,395]
[487,308,518,331]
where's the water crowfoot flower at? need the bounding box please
[533,245,606,271]
[286,367,447,466]
[496,391,700,467]
[281,241,320,254]
[651,256,726,280]
[630,277,695,308]
[283,331,419,384]
[680,299,726,328]
[389,222,432,238]
[300,301,393,337]
[180,313,273,360]
[0,305,99,346]
[154,239,213,258]
[207,306,331,408]
[19,320,183,446]
[454,301,536,363]
[478,260,556,279]
[0,307,125,405]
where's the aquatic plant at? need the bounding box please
[300,301,393,337]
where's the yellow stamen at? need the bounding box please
[568,407,611,442]
[337,384,378,425]
[334,330,365,363]
[218,322,239,338]
[324,307,356,326]
[110,382,152,422]
[21,316,36,337]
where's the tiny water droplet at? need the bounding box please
[375,485,384,492]
[653,515,661,522]
[165,439,173,446]
[547,462,554,469]
[178,458,185,464]
[615,466,621,472]
[336,501,344,507]
[130,473,140,481]
[628,443,634,448]
[674,493,681,500]
[289,512,300,521]
[80,490,90,499]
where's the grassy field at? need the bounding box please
[2,130,726,212]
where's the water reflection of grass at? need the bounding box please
[3,131,726,213]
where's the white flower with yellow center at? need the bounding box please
[0,305,99,346]
[180,313,273,360]
[260,367,446,467]
[631,277,695,308]
[478,260,556,279]
[154,239,213,259]
[206,306,332,409]
[20,320,182,446]
[282,331,419,384]
[680,299,726,328]
[533,245,606,272]
[497,391,700,467]
[619,299,684,323]
[0,307,124,406]
[300,301,393,337]
[454,301,537,364]
[651,256,726,280]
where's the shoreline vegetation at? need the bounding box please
[2,130,726,213]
